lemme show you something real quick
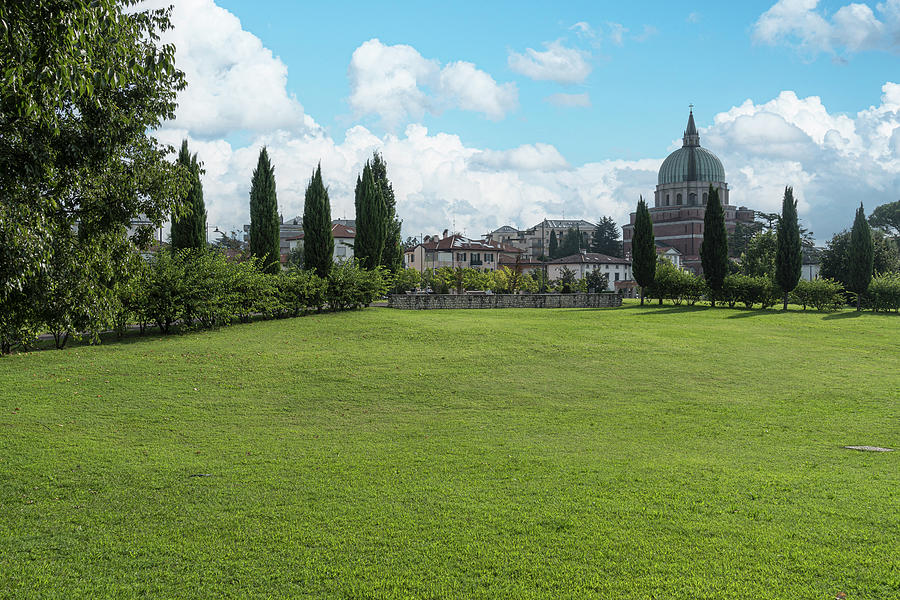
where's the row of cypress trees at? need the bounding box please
[247,148,402,277]
[631,184,820,309]
[169,142,403,279]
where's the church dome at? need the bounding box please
[657,110,725,185]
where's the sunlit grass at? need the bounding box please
[1,304,898,598]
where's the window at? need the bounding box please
[666,194,670,206]
[485,253,493,263]
[470,253,482,266]
[689,193,697,205]
[410,253,414,263]
[456,252,466,262]
[702,192,708,204]
[615,272,620,281]
[676,193,683,205]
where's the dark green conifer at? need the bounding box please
[632,195,656,305]
[371,152,402,272]
[354,162,387,270]
[775,186,801,310]
[302,163,334,278]
[171,140,206,252]
[249,147,280,274]
[848,202,874,310]
[700,185,728,306]
[549,230,558,259]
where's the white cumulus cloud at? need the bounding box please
[753,0,900,56]
[348,39,517,128]
[508,41,592,84]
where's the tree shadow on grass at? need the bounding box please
[726,308,784,319]
[820,310,896,320]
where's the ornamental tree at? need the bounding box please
[775,186,801,310]
[249,147,280,274]
[700,185,728,306]
[848,203,874,310]
[632,196,656,305]
[302,164,334,278]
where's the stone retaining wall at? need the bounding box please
[388,293,622,310]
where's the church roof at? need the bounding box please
[658,110,725,185]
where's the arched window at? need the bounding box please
[676,193,682,205]
[689,193,697,205]
[665,194,670,206]
[702,192,708,205]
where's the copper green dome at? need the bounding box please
[658,110,725,185]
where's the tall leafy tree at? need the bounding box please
[249,147,280,274]
[740,230,777,277]
[354,162,387,270]
[868,200,900,238]
[371,152,402,272]
[590,217,623,257]
[821,229,899,286]
[632,196,656,305]
[775,186,801,310]
[549,230,558,259]
[848,203,875,310]
[170,140,206,252]
[700,185,729,306]
[0,1,186,353]
[302,164,334,278]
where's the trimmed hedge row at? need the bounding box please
[867,272,900,312]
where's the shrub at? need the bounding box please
[390,268,421,294]
[326,260,388,310]
[867,272,900,312]
[790,278,845,311]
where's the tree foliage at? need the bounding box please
[371,152,402,272]
[354,162,388,270]
[848,203,875,310]
[821,229,899,286]
[740,230,777,277]
[868,200,900,238]
[632,196,656,305]
[302,164,334,278]
[775,186,802,309]
[556,228,584,258]
[548,230,558,259]
[170,140,206,252]
[0,1,187,353]
[249,147,280,274]
[589,217,622,257]
[700,185,729,304]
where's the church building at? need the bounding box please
[622,109,755,274]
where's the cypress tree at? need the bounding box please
[302,163,334,278]
[171,140,206,252]
[549,230,558,259]
[371,152,402,272]
[848,202,874,310]
[700,185,728,306]
[354,162,387,270]
[632,195,656,305]
[775,186,802,310]
[249,147,280,274]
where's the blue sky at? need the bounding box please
[152,0,900,242]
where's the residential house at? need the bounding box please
[546,251,632,291]
[405,233,522,273]
[483,219,596,261]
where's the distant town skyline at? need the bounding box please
[149,0,900,243]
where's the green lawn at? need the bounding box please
[1,304,898,599]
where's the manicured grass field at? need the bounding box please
[1,304,898,599]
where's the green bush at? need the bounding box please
[867,272,900,312]
[650,259,705,306]
[790,278,845,311]
[326,260,388,311]
[722,274,777,309]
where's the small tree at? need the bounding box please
[848,203,874,310]
[302,164,334,278]
[249,147,280,274]
[700,185,728,306]
[590,217,623,257]
[632,195,656,305]
[775,186,801,310]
